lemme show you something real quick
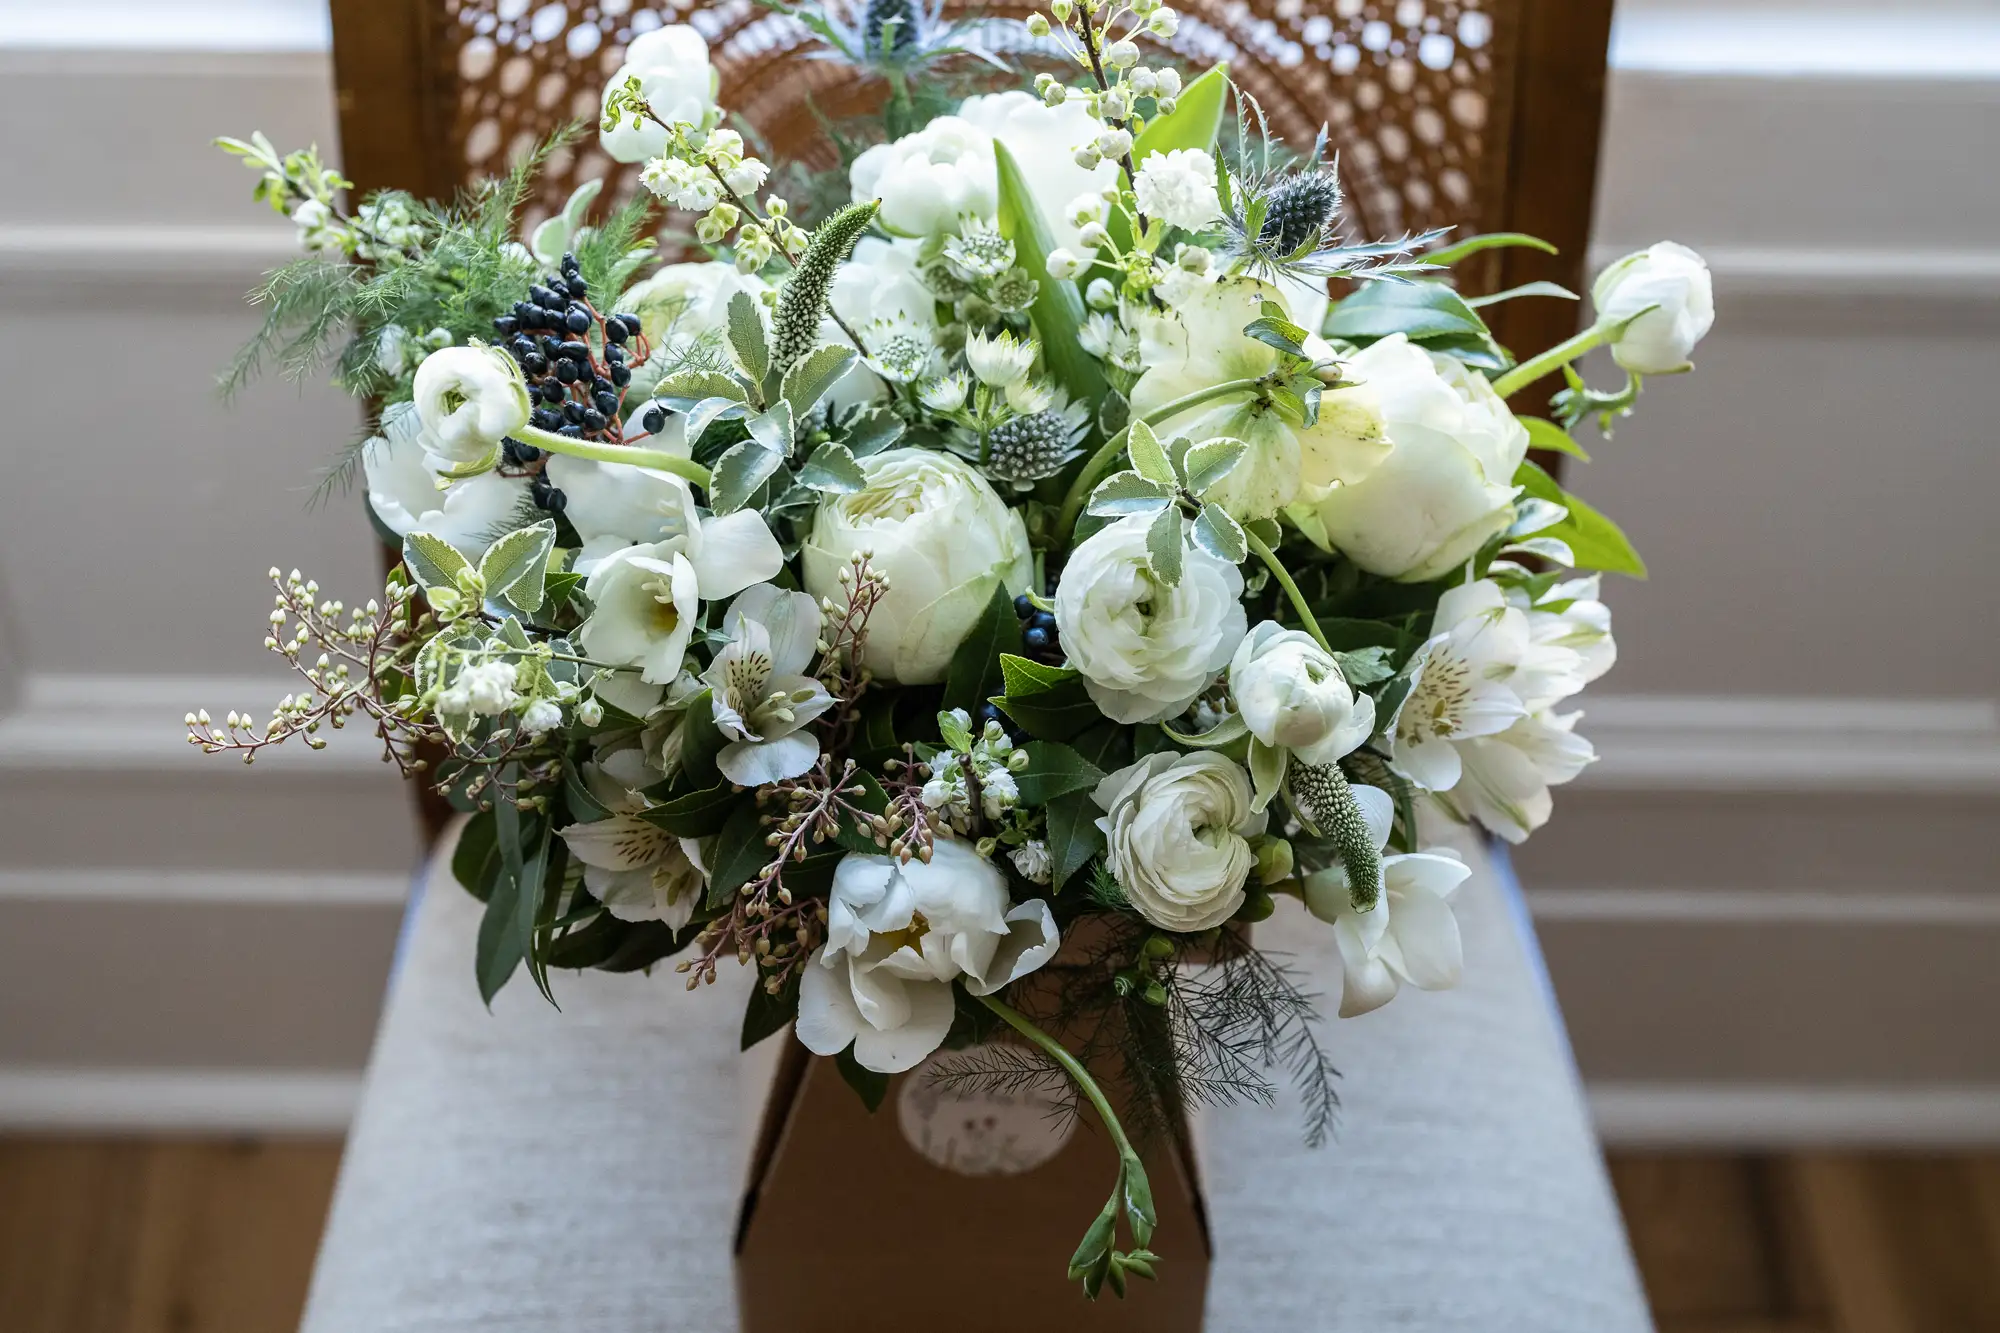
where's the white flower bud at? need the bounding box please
[1095,127,1133,159]
[1046,247,1085,281]
[1085,276,1118,310]
[1073,144,1102,170]
[1147,8,1179,37]
[1078,221,1108,249]
[1104,38,1141,68]
[1026,12,1050,35]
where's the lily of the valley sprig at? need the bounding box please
[196,1,1714,1300]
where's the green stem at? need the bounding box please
[977,992,1137,1162]
[515,424,711,489]
[1054,377,1267,542]
[1490,322,1609,400]
[1245,529,1332,654]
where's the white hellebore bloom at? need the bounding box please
[598,25,716,163]
[1132,280,1389,522]
[546,454,785,577]
[703,584,837,786]
[1094,752,1266,932]
[1592,241,1714,376]
[559,816,707,933]
[411,345,531,471]
[579,544,701,686]
[797,840,1061,1073]
[1054,514,1247,725]
[1227,621,1376,762]
[801,450,1033,685]
[1304,334,1530,582]
[1132,148,1223,231]
[362,401,530,560]
[1302,793,1471,1017]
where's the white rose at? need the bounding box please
[1132,148,1223,231]
[362,401,531,559]
[1592,241,1714,375]
[797,840,1060,1072]
[1054,514,1247,725]
[598,25,716,164]
[411,345,531,469]
[1093,752,1266,932]
[1227,621,1376,762]
[1304,334,1529,582]
[801,450,1033,685]
[1131,279,1390,521]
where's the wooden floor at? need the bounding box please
[0,1141,1997,1331]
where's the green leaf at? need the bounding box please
[518,819,558,1005]
[1466,280,1578,310]
[704,800,771,910]
[725,289,770,385]
[1522,415,1592,462]
[745,400,795,455]
[1126,418,1175,485]
[1421,231,1559,267]
[477,519,557,614]
[1133,63,1229,165]
[1182,437,1248,496]
[780,344,857,419]
[841,404,905,456]
[1087,470,1174,518]
[1045,789,1105,892]
[995,654,1100,742]
[1331,645,1395,687]
[942,582,1020,715]
[1325,280,1494,345]
[681,394,750,449]
[709,438,786,513]
[835,1044,891,1112]
[1121,1156,1158,1246]
[475,788,531,1005]
[675,689,726,786]
[1161,710,1249,748]
[1015,740,1104,805]
[741,968,801,1050]
[1243,313,1308,357]
[1546,488,1648,577]
[402,531,470,594]
[636,782,744,838]
[1145,506,1184,586]
[655,370,748,406]
[1513,457,1566,506]
[799,439,867,493]
[1191,502,1247,564]
[937,708,974,752]
[451,808,500,903]
[994,140,1106,405]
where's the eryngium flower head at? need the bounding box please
[1258,171,1342,256]
[861,0,922,54]
[982,400,1089,490]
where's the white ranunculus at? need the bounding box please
[831,236,937,333]
[1303,334,1529,582]
[1227,621,1376,762]
[544,454,783,583]
[363,401,531,559]
[703,584,836,786]
[578,543,700,685]
[619,260,770,348]
[1132,279,1390,521]
[1592,241,1714,376]
[598,25,716,164]
[411,345,531,470]
[1093,751,1266,932]
[797,840,1060,1072]
[559,815,706,932]
[1132,148,1223,230]
[801,450,1033,685]
[1302,792,1471,1016]
[1054,514,1247,725]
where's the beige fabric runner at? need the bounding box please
[302,832,1651,1331]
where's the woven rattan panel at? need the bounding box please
[440,0,1519,242]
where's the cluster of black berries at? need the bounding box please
[1014,594,1063,665]
[489,251,648,515]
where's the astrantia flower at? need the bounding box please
[943,219,1016,281]
[1094,751,1266,932]
[1054,513,1247,724]
[702,584,836,786]
[861,323,936,384]
[919,372,970,413]
[1133,148,1223,231]
[411,345,531,471]
[599,25,715,163]
[965,328,1037,387]
[797,840,1060,1072]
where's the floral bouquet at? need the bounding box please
[195,0,1713,1299]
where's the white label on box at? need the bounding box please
[897,1044,1076,1176]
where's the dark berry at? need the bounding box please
[581,408,608,433]
[610,364,631,387]
[603,318,628,345]
[539,334,564,356]
[544,487,567,513]
[593,390,618,416]
[590,374,614,396]
[1023,625,1053,652]
[1028,610,1057,632]
[558,423,583,438]
[529,472,551,495]
[613,313,641,337]
[493,314,520,337]
[604,344,626,366]
[501,438,527,465]
[560,251,579,274]
[521,350,548,375]
[1014,594,1035,619]
[516,443,541,463]
[562,401,585,424]
[531,407,562,431]
[509,335,536,361]
[640,406,666,435]
[529,284,560,308]
[557,339,591,362]
[540,380,565,404]
[565,275,589,298]
[511,300,536,325]
[554,359,581,384]
[564,308,591,334]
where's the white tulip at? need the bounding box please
[1094,751,1266,932]
[1227,621,1376,762]
[1303,334,1529,582]
[802,450,1033,685]
[1592,241,1714,375]
[702,584,836,786]
[1055,514,1247,725]
[411,345,531,470]
[598,25,716,164]
[797,840,1060,1072]
[362,401,530,560]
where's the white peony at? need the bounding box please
[411,345,531,470]
[1093,751,1266,932]
[702,584,836,786]
[796,840,1060,1072]
[1132,279,1389,522]
[1132,148,1223,230]
[1302,793,1471,1016]
[363,401,531,560]
[598,25,716,164]
[801,450,1033,685]
[1227,621,1376,762]
[545,454,784,579]
[1054,514,1247,725]
[1303,334,1530,582]
[1592,241,1714,376]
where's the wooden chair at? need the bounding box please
[330,0,1614,840]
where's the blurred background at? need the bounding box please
[0,0,1995,1328]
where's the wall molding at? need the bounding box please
[1591,1082,2000,1148]
[0,1066,360,1134]
[1529,887,2000,926]
[0,223,300,287]
[0,867,410,906]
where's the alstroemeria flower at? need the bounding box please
[703,584,836,786]
[559,815,707,933]
[797,839,1060,1072]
